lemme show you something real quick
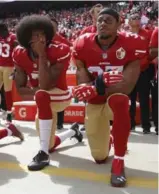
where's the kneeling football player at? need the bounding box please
[13,15,83,171]
[73,8,148,187]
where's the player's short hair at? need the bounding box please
[98,8,120,22]
[16,15,54,48]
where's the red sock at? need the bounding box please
[0,129,8,139]
[5,91,13,112]
[49,135,61,153]
[108,94,130,157]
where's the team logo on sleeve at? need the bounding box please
[116,47,126,60]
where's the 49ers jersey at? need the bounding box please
[73,33,148,104]
[12,43,71,90]
[0,33,16,67]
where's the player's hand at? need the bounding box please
[73,84,97,101]
[103,71,123,87]
[30,36,46,57]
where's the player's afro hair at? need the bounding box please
[16,15,54,48]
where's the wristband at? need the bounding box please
[94,74,106,96]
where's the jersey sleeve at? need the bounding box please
[149,28,158,48]
[57,44,71,64]
[72,35,86,63]
[12,46,20,65]
[49,43,71,65]
[12,46,24,67]
[80,27,89,35]
[58,35,72,47]
[127,34,148,61]
[125,34,149,70]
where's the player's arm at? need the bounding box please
[14,65,38,100]
[72,37,94,85]
[105,60,140,97]
[150,48,158,59]
[38,55,66,90]
[149,47,158,60]
[76,59,94,85]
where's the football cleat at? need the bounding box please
[28,150,50,171]
[110,158,127,187]
[70,122,83,142]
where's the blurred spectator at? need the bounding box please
[128,13,155,134]
[149,27,158,135]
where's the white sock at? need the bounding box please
[114,155,124,160]
[6,128,12,136]
[39,119,52,154]
[58,129,75,142]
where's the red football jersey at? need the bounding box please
[0,33,16,67]
[73,33,148,104]
[120,30,150,71]
[80,25,97,35]
[53,33,72,47]
[150,27,158,48]
[149,27,158,79]
[12,43,71,90]
[138,28,150,42]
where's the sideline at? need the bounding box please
[0,161,157,189]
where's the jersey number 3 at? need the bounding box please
[0,43,10,58]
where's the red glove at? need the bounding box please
[103,71,123,87]
[73,84,97,101]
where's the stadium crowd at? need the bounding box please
[3,1,158,42]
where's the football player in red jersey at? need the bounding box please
[13,15,83,171]
[0,22,17,123]
[149,27,158,60]
[128,13,154,133]
[149,27,158,135]
[72,8,148,187]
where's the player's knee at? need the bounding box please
[35,90,50,107]
[94,158,107,164]
[91,151,108,164]
[108,94,129,110]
